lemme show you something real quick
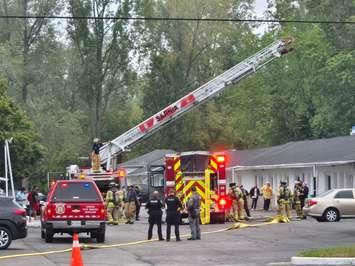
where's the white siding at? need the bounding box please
[229,163,355,201]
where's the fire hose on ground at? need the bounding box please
[0,215,294,260]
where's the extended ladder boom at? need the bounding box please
[100,38,293,168]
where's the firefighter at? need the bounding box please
[91,138,103,172]
[236,185,245,220]
[226,184,235,221]
[117,185,125,222]
[277,181,292,219]
[165,189,182,242]
[105,182,121,225]
[228,183,244,221]
[124,185,137,224]
[146,191,164,241]
[293,181,304,219]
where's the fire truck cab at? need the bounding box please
[165,151,227,224]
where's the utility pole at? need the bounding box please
[3,138,15,198]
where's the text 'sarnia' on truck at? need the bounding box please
[71,38,293,191]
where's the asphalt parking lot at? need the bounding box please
[2,214,355,266]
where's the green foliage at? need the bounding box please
[0,78,43,183]
[67,0,134,138]
[1,0,355,184]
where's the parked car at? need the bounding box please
[0,197,27,249]
[41,180,106,243]
[303,189,355,222]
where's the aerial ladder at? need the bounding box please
[100,38,293,171]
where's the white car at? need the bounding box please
[303,189,355,222]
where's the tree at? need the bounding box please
[304,0,355,50]
[0,78,43,185]
[137,0,255,151]
[67,0,134,138]
[0,0,61,104]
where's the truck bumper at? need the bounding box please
[45,220,105,233]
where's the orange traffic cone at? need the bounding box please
[71,233,84,266]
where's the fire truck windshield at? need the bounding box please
[181,154,210,175]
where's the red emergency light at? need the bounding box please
[219,198,226,206]
[217,196,230,210]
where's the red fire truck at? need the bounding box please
[165,151,228,224]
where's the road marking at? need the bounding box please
[0,248,72,260]
[0,215,287,260]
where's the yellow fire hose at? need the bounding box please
[0,215,291,260]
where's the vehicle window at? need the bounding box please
[334,190,354,199]
[126,175,147,187]
[150,173,164,187]
[210,173,218,191]
[0,197,14,207]
[51,182,100,202]
[181,154,209,174]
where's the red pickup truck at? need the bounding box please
[41,180,106,243]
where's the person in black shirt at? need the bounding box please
[165,189,182,242]
[301,182,309,209]
[249,185,261,210]
[135,185,141,221]
[146,191,164,240]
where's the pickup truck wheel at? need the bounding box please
[96,230,105,243]
[45,229,54,243]
[0,226,12,250]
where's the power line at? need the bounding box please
[0,15,354,24]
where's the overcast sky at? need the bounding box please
[254,0,268,17]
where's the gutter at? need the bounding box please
[227,160,355,171]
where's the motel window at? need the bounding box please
[326,175,332,190]
[258,176,263,187]
[346,175,354,188]
[237,175,242,186]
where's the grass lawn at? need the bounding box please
[299,246,355,257]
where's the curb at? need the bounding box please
[292,256,355,265]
